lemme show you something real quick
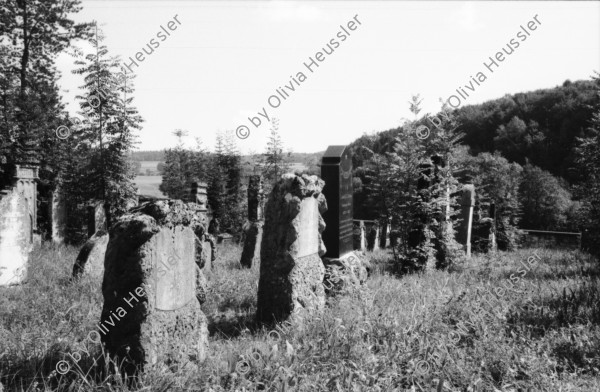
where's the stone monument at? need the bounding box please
[100,200,209,374]
[353,220,366,251]
[50,185,66,244]
[87,201,106,237]
[320,146,368,294]
[240,175,264,268]
[256,174,327,324]
[0,163,39,286]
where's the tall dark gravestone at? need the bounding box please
[321,145,353,258]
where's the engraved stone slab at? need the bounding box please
[292,197,319,258]
[0,191,32,286]
[155,227,195,311]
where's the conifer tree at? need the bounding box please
[71,24,142,227]
[260,118,290,191]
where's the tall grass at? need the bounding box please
[1,244,599,391]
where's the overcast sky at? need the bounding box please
[55,0,600,154]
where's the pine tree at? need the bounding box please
[574,71,600,254]
[71,24,142,227]
[260,118,290,191]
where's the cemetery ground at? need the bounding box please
[1,245,600,391]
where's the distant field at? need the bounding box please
[140,161,161,171]
[134,175,165,197]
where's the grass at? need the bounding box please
[133,176,165,198]
[1,244,600,391]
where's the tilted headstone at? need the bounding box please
[321,146,368,294]
[240,175,264,268]
[256,174,327,324]
[100,200,209,374]
[87,201,106,237]
[72,229,109,279]
[456,184,475,258]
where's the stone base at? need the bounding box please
[72,230,109,279]
[322,251,369,295]
[240,221,262,268]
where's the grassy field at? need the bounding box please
[134,176,165,198]
[1,245,600,391]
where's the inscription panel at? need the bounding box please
[155,229,195,311]
[294,198,319,258]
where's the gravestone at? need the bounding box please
[240,175,264,268]
[0,163,38,286]
[353,220,366,251]
[321,146,353,258]
[321,146,368,294]
[50,186,66,244]
[72,229,109,279]
[87,201,106,237]
[456,184,475,258]
[189,181,215,270]
[101,200,209,374]
[256,174,327,324]
[0,191,32,286]
[365,221,380,251]
[14,164,39,232]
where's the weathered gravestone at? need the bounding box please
[72,229,109,279]
[365,221,380,252]
[456,184,475,258]
[50,185,66,244]
[87,201,107,238]
[0,163,38,286]
[189,181,215,271]
[321,146,368,294]
[100,200,209,374]
[353,220,366,251]
[0,190,32,286]
[256,174,327,324]
[240,175,264,268]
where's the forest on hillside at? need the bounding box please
[348,78,600,256]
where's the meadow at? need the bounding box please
[1,245,599,391]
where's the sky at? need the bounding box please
[55,0,600,154]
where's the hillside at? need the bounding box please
[348,79,598,183]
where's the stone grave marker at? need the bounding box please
[321,146,368,294]
[100,200,209,374]
[321,145,354,258]
[256,174,327,324]
[240,175,264,268]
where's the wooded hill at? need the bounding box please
[349,79,598,184]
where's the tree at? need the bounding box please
[519,163,573,230]
[573,72,600,254]
[160,129,193,199]
[260,118,290,191]
[207,131,244,234]
[462,152,523,250]
[0,0,91,177]
[70,24,142,227]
